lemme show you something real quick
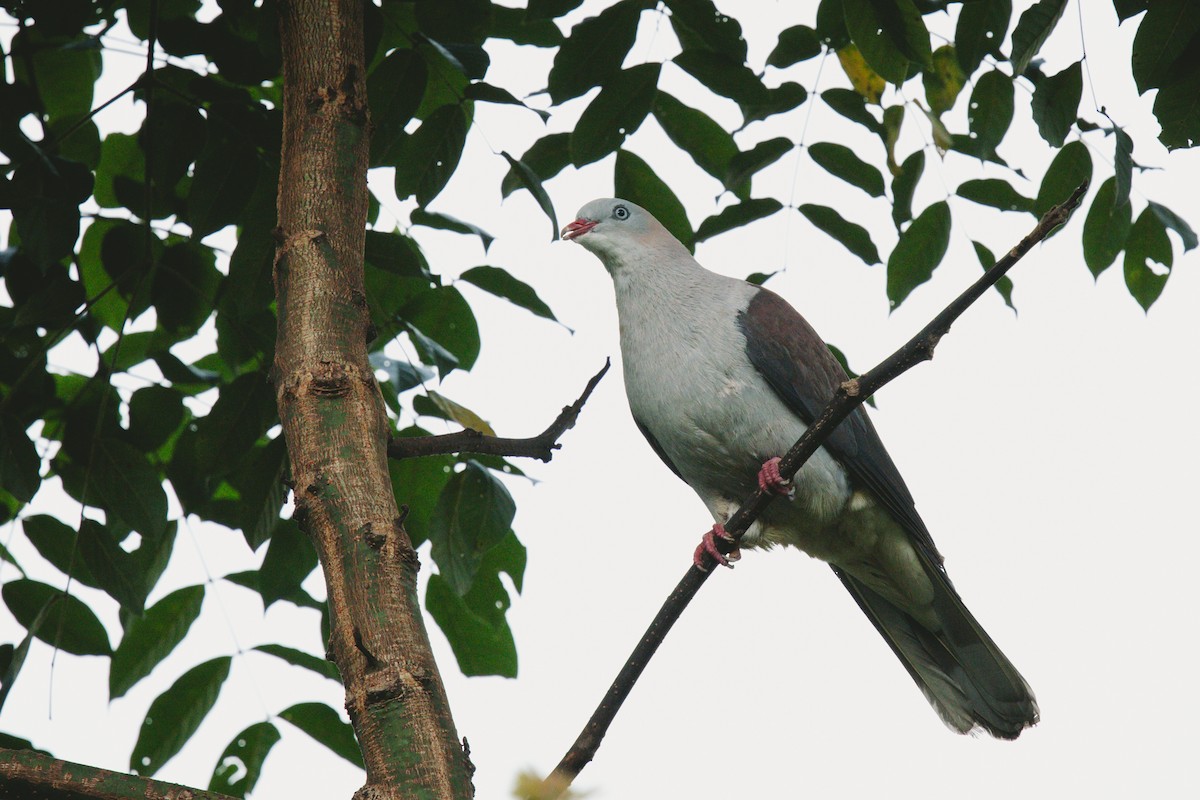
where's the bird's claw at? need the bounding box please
[693,523,741,571]
[758,456,793,497]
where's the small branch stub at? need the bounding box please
[388,360,610,461]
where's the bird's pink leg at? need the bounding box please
[757,456,792,496]
[693,523,741,570]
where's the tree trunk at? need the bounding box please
[273,2,473,798]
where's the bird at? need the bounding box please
[561,197,1039,739]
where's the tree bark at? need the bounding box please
[273,3,472,798]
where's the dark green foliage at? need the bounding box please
[798,204,882,265]
[1031,61,1082,147]
[209,721,280,798]
[131,658,231,775]
[279,703,364,768]
[887,201,952,306]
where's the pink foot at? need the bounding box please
[693,523,741,571]
[757,456,791,495]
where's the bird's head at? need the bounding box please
[561,198,682,269]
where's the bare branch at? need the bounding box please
[387,360,611,462]
[544,182,1088,792]
[0,747,237,800]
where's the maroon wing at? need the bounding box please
[736,288,943,564]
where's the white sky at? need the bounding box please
[2,2,1198,799]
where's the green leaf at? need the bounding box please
[258,520,318,610]
[843,0,929,84]
[891,149,924,229]
[429,461,516,595]
[501,134,570,198]
[364,230,432,279]
[1151,67,1200,150]
[178,372,277,483]
[924,45,966,115]
[110,585,205,699]
[1123,207,1172,310]
[652,91,740,194]
[822,88,884,134]
[1114,0,1149,22]
[882,104,904,174]
[131,657,232,776]
[1081,177,1133,277]
[367,49,428,167]
[674,49,768,106]
[1130,0,1200,93]
[808,142,885,197]
[768,25,822,68]
[615,150,695,251]
[389,432,455,547]
[970,240,1015,310]
[22,515,98,587]
[411,209,495,252]
[724,137,794,192]
[500,151,560,242]
[426,530,525,677]
[460,266,557,321]
[2,579,110,655]
[740,82,809,127]
[1112,126,1134,210]
[77,520,146,614]
[0,416,40,504]
[87,439,168,539]
[253,644,340,681]
[570,63,661,167]
[797,204,881,265]
[402,287,481,372]
[1009,0,1068,76]
[664,0,747,62]
[461,82,549,120]
[956,178,1034,213]
[956,0,1011,74]
[0,633,34,715]
[154,242,221,336]
[393,104,468,206]
[12,29,100,121]
[887,200,951,307]
[128,386,186,453]
[548,0,650,103]
[209,721,281,798]
[967,70,1014,155]
[1147,201,1198,251]
[1031,60,1082,147]
[816,0,850,50]
[279,702,363,768]
[1034,140,1092,217]
[187,109,261,238]
[695,199,783,243]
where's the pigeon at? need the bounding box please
[562,197,1038,739]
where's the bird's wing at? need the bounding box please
[736,287,943,564]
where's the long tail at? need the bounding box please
[832,563,1039,739]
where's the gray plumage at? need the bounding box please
[563,197,1038,739]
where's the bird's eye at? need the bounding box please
[613,205,630,220]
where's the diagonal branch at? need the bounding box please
[543,182,1089,793]
[387,360,610,461]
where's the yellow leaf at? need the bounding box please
[915,100,953,156]
[923,44,966,116]
[512,770,590,800]
[837,44,885,105]
[883,104,904,176]
[427,391,496,436]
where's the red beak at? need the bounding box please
[561,218,597,240]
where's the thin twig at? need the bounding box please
[544,182,1089,792]
[387,360,611,461]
